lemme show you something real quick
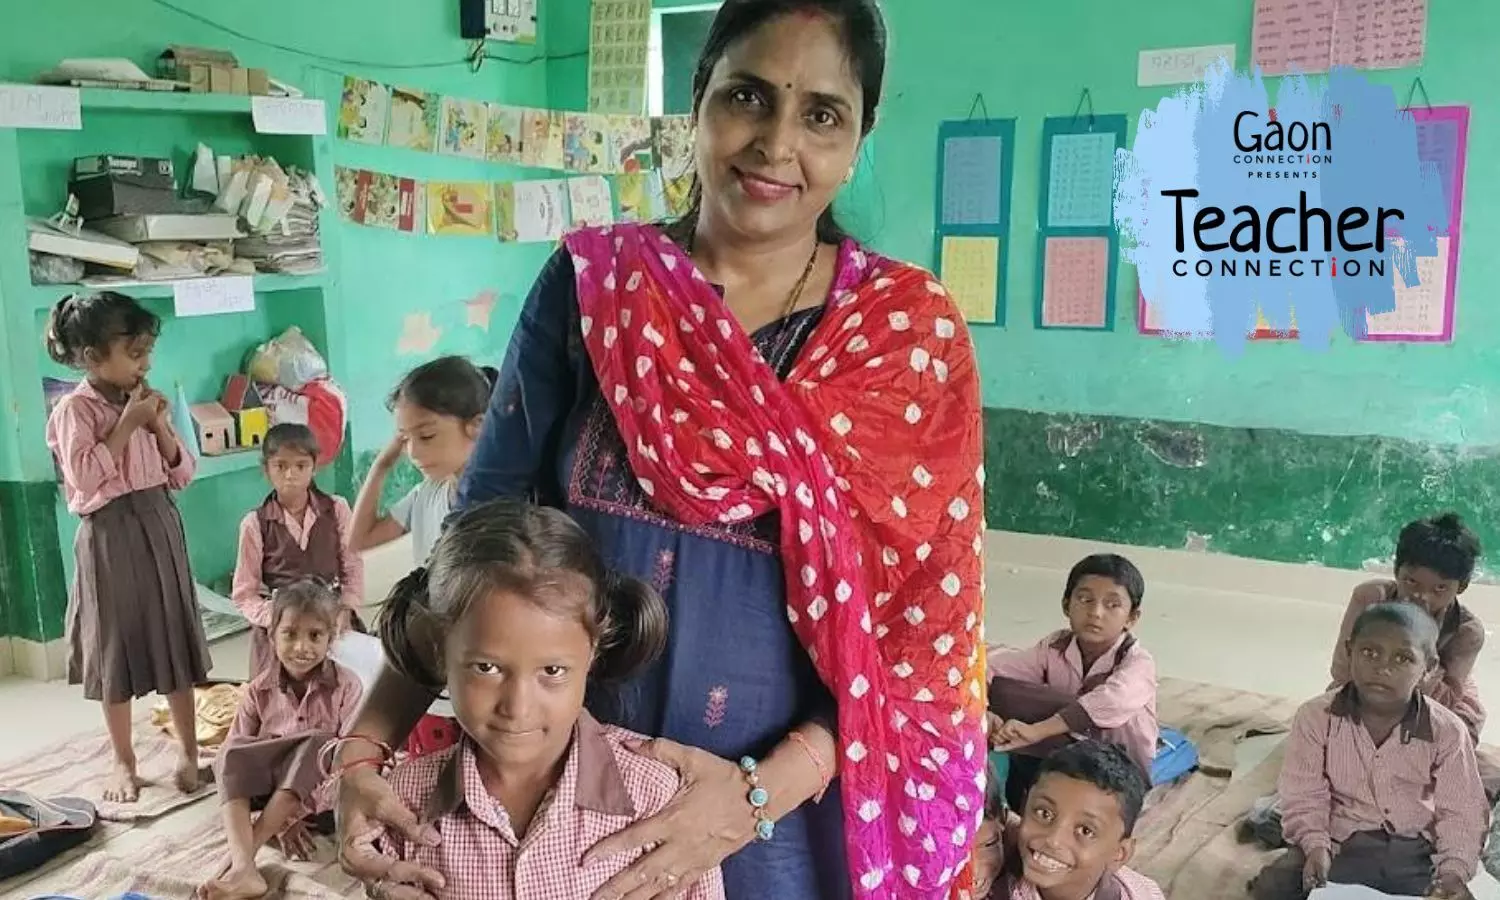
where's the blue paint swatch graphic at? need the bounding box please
[1047,132,1117,228]
[1114,63,1449,354]
[942,135,1004,226]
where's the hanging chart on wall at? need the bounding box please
[1034,109,1126,330]
[1358,104,1467,343]
[933,110,1014,326]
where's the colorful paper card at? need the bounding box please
[564,113,610,174]
[653,116,694,179]
[486,104,526,165]
[439,97,489,159]
[933,118,1014,326]
[568,176,616,227]
[1045,132,1118,229]
[496,180,569,243]
[426,182,494,236]
[940,236,1001,325]
[388,88,440,153]
[940,135,1004,227]
[522,109,566,170]
[1358,105,1466,342]
[609,115,655,174]
[617,171,667,223]
[1040,237,1111,328]
[337,77,389,145]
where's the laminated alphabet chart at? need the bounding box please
[1361,105,1467,342]
[933,118,1015,326]
[1035,115,1126,330]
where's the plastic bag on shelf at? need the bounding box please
[245,326,328,389]
[259,379,346,468]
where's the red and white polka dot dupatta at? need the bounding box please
[564,224,988,899]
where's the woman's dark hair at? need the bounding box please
[388,356,497,421]
[669,0,887,246]
[1063,553,1147,612]
[269,578,343,633]
[44,291,160,369]
[1349,601,1440,663]
[1395,512,1481,584]
[1035,740,1148,836]
[378,499,668,691]
[262,422,319,462]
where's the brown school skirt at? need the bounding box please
[67,488,211,704]
[213,732,335,810]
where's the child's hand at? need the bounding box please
[992,719,1042,752]
[376,434,407,469]
[1429,869,1474,899]
[276,820,317,861]
[1301,847,1331,891]
[119,386,160,432]
[986,712,1006,748]
[146,389,171,433]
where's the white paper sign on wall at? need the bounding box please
[251,97,327,135]
[174,276,256,317]
[1137,44,1237,87]
[0,84,82,130]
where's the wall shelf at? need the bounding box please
[28,272,328,309]
[78,88,256,116]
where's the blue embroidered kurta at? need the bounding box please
[457,249,852,900]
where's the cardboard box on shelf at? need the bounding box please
[72,155,174,189]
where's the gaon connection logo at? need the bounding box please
[1115,64,1448,352]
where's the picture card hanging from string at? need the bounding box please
[1033,98,1126,331]
[933,94,1013,327]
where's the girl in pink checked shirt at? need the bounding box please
[346,499,724,900]
[202,580,362,900]
[44,291,212,804]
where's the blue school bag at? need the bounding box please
[1151,726,1199,786]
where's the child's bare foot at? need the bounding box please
[174,752,202,794]
[103,759,142,803]
[203,866,268,900]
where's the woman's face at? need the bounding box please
[694,12,865,243]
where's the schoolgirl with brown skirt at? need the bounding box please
[44,292,212,803]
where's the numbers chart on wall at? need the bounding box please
[1361,105,1467,342]
[1035,114,1126,330]
[933,117,1015,326]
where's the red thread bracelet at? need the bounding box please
[788,732,831,803]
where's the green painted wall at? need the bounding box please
[0,0,581,639]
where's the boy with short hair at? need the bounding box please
[980,740,1165,900]
[1253,602,1488,900]
[1329,512,1486,743]
[987,553,1158,810]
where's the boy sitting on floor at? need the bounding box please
[1252,602,1488,900]
[975,740,1166,900]
[1328,511,1497,797]
[987,554,1158,809]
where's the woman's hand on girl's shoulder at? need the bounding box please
[584,737,753,900]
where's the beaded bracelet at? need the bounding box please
[738,756,776,842]
[787,732,831,803]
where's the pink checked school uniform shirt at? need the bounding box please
[227,658,363,744]
[1279,685,1489,883]
[998,866,1165,900]
[987,630,1159,776]
[46,381,196,515]
[230,499,364,627]
[381,711,726,900]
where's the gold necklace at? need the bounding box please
[780,240,821,323]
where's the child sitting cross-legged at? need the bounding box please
[977,739,1165,900]
[201,579,362,900]
[1251,602,1489,900]
[987,554,1158,810]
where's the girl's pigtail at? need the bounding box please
[44,295,76,366]
[377,566,445,691]
[592,571,669,682]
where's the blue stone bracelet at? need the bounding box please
[738,756,775,841]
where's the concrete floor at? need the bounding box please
[2,530,1497,894]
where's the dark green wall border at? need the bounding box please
[984,408,1499,573]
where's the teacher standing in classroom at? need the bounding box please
[332,0,990,897]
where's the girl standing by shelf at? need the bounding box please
[44,290,212,803]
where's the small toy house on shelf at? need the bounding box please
[190,402,235,456]
[221,374,269,448]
